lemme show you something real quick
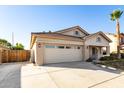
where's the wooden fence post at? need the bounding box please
[0,50,2,64]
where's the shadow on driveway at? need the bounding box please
[43,61,122,74]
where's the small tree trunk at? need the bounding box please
[116,19,121,59]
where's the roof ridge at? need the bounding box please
[55,25,89,35]
[83,31,112,42]
[55,25,80,32]
[52,32,84,39]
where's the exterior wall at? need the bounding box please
[31,41,44,66]
[61,28,86,37]
[36,37,84,45]
[30,43,36,63]
[106,46,110,56]
[97,47,103,59]
[105,34,117,53]
[83,45,89,60]
[35,42,44,65]
[84,34,110,60]
[85,35,109,46]
[89,46,92,58]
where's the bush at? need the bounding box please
[121,53,124,58]
[99,56,118,61]
[99,59,124,70]
[110,53,124,59]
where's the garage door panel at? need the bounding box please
[44,47,82,64]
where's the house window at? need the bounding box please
[74,46,81,49]
[96,37,101,42]
[45,45,55,48]
[76,46,80,49]
[121,37,124,43]
[102,47,107,55]
[92,47,96,55]
[75,31,79,35]
[66,46,71,49]
[57,46,64,49]
[77,46,80,49]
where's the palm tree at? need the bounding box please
[110,9,123,59]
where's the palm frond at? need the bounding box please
[113,9,123,19]
[110,9,123,21]
[110,13,115,21]
[120,11,123,17]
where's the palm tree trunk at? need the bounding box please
[116,19,121,59]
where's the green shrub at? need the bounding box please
[110,53,124,59]
[110,53,118,58]
[99,56,118,61]
[121,53,124,58]
[99,59,124,70]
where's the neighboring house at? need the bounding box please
[30,26,111,65]
[120,33,124,50]
[105,33,124,53]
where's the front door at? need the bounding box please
[92,47,98,60]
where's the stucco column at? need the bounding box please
[106,46,110,56]
[36,42,44,66]
[83,45,89,61]
[82,45,84,61]
[98,47,103,59]
[101,47,103,57]
[83,45,86,61]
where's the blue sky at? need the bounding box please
[0,5,124,49]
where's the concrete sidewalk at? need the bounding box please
[21,62,124,88]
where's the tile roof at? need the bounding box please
[55,26,89,35]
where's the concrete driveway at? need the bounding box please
[21,62,124,88]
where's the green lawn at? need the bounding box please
[98,59,124,70]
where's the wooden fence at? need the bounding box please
[0,50,30,63]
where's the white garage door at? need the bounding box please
[44,45,82,64]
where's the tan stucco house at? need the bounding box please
[105,33,124,53]
[30,26,111,65]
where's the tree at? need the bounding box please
[0,39,24,50]
[12,43,24,50]
[0,38,12,48]
[110,9,123,59]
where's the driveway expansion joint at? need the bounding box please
[88,73,124,88]
[44,68,60,88]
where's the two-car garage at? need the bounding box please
[31,31,84,66]
[44,45,83,64]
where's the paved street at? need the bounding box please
[0,63,23,88]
